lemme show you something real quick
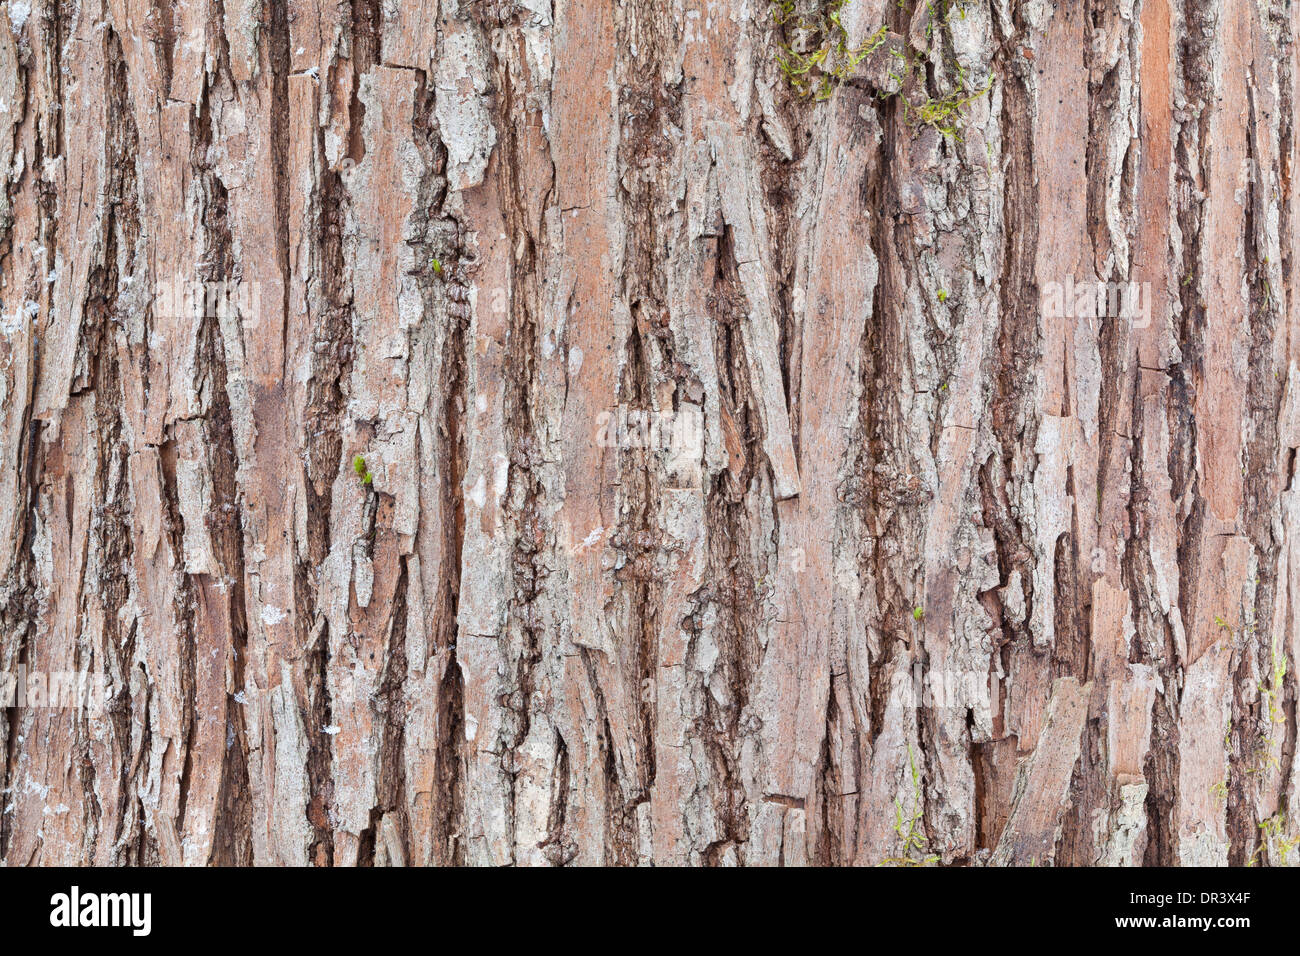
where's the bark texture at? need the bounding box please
[1,0,1299,867]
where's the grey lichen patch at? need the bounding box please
[436,23,498,191]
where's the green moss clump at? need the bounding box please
[353,454,374,486]
[773,0,888,101]
[772,1,991,139]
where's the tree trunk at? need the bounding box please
[1,0,1297,867]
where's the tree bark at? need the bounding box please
[1,0,1297,867]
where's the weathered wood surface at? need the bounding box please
[0,0,1297,866]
